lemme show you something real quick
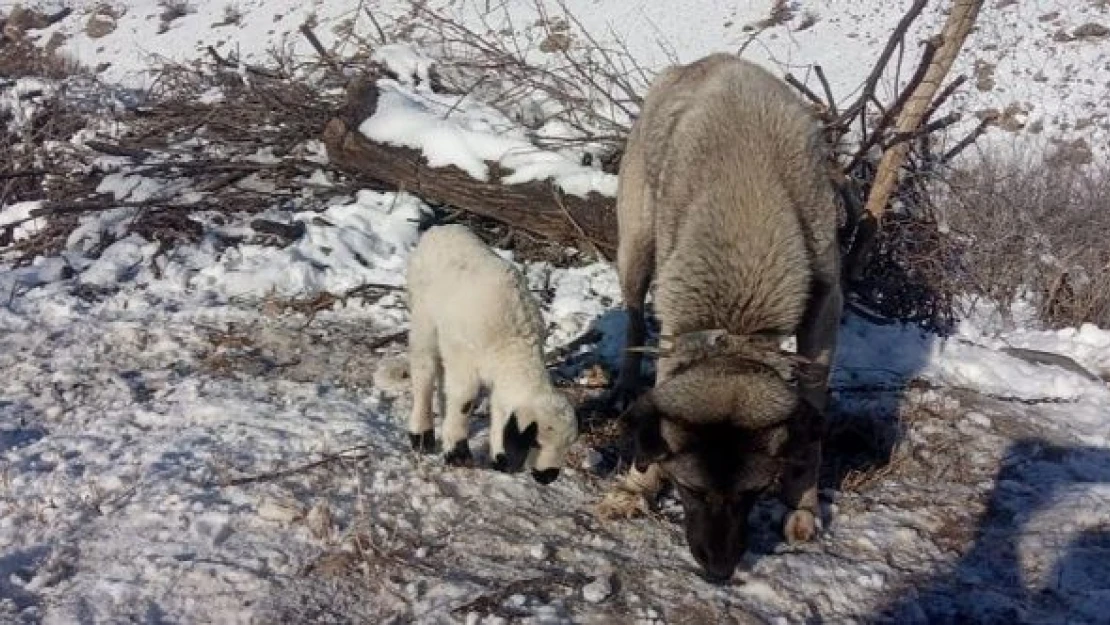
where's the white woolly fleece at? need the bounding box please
[403,224,578,471]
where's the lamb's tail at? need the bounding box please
[373,356,411,394]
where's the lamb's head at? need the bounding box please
[493,391,578,485]
[624,355,812,583]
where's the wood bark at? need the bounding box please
[322,77,618,258]
[863,0,984,221]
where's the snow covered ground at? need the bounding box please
[3,1,1110,623]
[23,0,1110,163]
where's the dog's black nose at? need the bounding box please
[532,468,560,484]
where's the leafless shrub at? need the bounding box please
[946,155,1110,328]
[383,0,664,166]
[157,0,194,32]
[215,3,243,27]
[759,0,796,29]
[795,11,820,32]
[1,46,98,257]
[0,37,84,79]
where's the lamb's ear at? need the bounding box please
[505,413,540,450]
[625,395,670,472]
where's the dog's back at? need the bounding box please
[619,53,838,338]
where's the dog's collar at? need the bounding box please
[627,328,812,385]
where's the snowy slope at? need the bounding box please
[3,1,1110,624]
[23,0,1110,162]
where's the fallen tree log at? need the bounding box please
[321,77,618,258]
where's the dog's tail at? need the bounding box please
[373,356,410,394]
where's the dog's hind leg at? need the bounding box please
[796,242,843,413]
[610,125,655,411]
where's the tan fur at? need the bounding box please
[600,54,842,570]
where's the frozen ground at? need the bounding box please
[4,1,1110,624]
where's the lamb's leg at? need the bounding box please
[783,253,842,542]
[488,404,534,473]
[595,463,665,520]
[441,367,480,466]
[407,320,439,453]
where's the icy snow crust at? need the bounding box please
[5,176,1110,623]
[3,0,1110,623]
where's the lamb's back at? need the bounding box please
[407,225,544,359]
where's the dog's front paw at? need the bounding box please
[783,508,818,544]
[595,487,649,521]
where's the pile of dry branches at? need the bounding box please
[3,0,993,330]
[784,0,987,331]
[320,0,989,329]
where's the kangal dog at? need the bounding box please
[600,53,842,583]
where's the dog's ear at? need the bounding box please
[625,395,670,472]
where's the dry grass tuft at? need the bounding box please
[946,155,1110,328]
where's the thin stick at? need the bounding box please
[552,188,609,262]
[814,65,837,116]
[220,445,372,487]
[845,38,938,172]
[924,74,968,122]
[882,111,961,149]
[837,0,930,127]
[299,23,341,73]
[0,169,51,180]
[785,73,826,110]
[941,115,994,164]
[363,7,388,45]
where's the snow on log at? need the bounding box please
[322,77,618,258]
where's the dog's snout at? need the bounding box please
[701,567,734,585]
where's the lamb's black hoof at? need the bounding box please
[532,468,560,485]
[444,440,473,466]
[409,430,436,453]
[492,453,518,473]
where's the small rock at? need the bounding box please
[582,573,614,603]
[1074,23,1110,39]
[258,498,303,524]
[306,502,333,540]
[539,32,572,53]
[965,412,991,428]
[85,8,119,39]
[529,543,551,560]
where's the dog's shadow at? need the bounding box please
[870,438,1110,624]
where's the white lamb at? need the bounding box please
[403,223,578,484]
